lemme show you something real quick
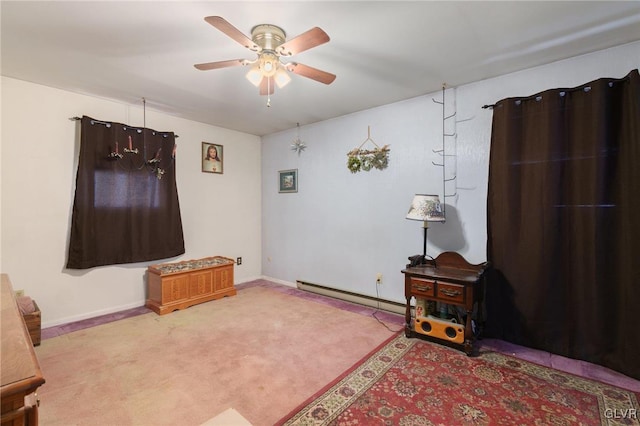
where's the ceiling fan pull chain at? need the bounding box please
[267,77,272,107]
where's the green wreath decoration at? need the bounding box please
[346,145,390,173]
[347,155,362,173]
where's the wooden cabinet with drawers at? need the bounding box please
[1,274,45,426]
[402,252,488,355]
[146,256,236,315]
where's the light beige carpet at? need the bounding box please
[34,285,396,426]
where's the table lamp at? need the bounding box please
[406,194,445,265]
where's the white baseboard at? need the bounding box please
[43,276,349,329]
[235,275,266,285]
[296,280,405,315]
[44,276,291,329]
[42,300,145,329]
[258,275,297,288]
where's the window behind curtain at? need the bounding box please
[485,70,640,380]
[66,116,185,269]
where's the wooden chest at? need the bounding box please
[146,256,236,315]
[23,301,41,346]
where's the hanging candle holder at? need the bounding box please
[102,98,176,180]
[108,140,123,159]
[123,135,139,154]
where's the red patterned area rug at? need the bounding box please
[278,334,640,425]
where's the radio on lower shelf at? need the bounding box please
[414,315,465,344]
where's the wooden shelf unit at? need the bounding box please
[146,256,236,315]
[402,252,488,355]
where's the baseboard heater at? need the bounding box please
[296,280,405,315]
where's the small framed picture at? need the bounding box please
[278,169,298,193]
[202,142,223,174]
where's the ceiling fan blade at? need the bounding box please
[285,62,336,85]
[194,59,247,71]
[204,16,260,52]
[276,27,330,57]
[259,77,275,96]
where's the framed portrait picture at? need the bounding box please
[278,169,298,193]
[202,142,223,174]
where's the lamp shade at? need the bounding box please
[406,194,445,222]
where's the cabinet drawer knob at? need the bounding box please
[415,285,432,292]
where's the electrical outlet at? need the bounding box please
[15,289,25,297]
[376,273,383,284]
[236,257,242,265]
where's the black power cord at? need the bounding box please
[371,279,404,333]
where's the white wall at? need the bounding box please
[0,77,262,327]
[261,41,640,305]
[2,40,637,327]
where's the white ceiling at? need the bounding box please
[2,1,640,136]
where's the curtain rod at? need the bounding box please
[69,117,179,138]
[481,75,631,110]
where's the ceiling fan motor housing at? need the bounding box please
[251,24,286,51]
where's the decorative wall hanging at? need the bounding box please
[291,123,307,155]
[75,98,177,181]
[346,126,390,173]
[278,169,298,193]
[202,142,224,174]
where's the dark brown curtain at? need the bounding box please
[486,69,640,380]
[67,116,185,269]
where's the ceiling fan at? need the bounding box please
[194,16,336,99]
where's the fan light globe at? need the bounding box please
[274,67,291,88]
[260,52,278,77]
[245,65,263,87]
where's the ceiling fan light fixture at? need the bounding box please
[260,52,279,77]
[247,52,290,89]
[274,67,291,88]
[245,65,263,87]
